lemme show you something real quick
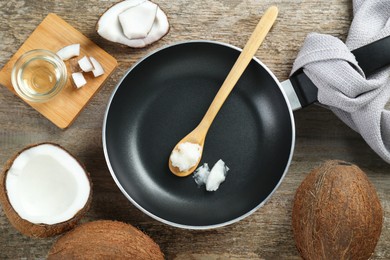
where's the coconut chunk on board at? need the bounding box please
[0,143,92,238]
[78,56,94,72]
[119,1,158,39]
[71,72,87,89]
[89,56,105,77]
[56,44,80,61]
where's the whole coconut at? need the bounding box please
[292,160,383,260]
[48,220,164,260]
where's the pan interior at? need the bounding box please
[104,42,293,228]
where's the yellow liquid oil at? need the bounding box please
[19,57,60,94]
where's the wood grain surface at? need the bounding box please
[0,0,389,259]
[0,13,117,129]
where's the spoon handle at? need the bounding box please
[197,6,278,133]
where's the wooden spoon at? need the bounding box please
[169,6,279,177]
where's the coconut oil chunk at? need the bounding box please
[206,160,229,191]
[193,159,229,191]
[170,142,201,172]
[193,163,210,186]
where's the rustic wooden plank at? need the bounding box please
[0,0,388,259]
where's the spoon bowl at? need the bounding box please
[169,6,279,177]
[168,125,206,177]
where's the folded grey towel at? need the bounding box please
[291,0,390,163]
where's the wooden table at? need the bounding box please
[0,0,388,259]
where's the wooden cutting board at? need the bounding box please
[0,13,118,129]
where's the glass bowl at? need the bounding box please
[11,49,67,102]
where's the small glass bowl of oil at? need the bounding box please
[11,49,67,102]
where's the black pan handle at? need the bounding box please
[288,35,390,108]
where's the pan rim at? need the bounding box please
[102,40,296,229]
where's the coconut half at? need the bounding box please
[0,143,92,237]
[48,220,164,259]
[96,0,169,48]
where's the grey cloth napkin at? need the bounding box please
[291,0,390,163]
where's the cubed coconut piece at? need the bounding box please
[71,72,87,89]
[78,56,94,72]
[89,56,104,77]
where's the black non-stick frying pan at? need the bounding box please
[103,37,390,229]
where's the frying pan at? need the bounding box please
[103,37,390,229]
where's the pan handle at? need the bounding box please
[281,35,390,110]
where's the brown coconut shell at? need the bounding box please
[48,220,164,259]
[292,160,383,260]
[0,142,92,238]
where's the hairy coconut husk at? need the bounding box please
[48,220,164,259]
[0,143,92,238]
[292,160,383,260]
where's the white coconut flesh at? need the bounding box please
[97,0,169,48]
[143,7,169,46]
[5,144,90,225]
[56,44,80,61]
[78,56,94,72]
[89,56,104,77]
[119,1,158,39]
